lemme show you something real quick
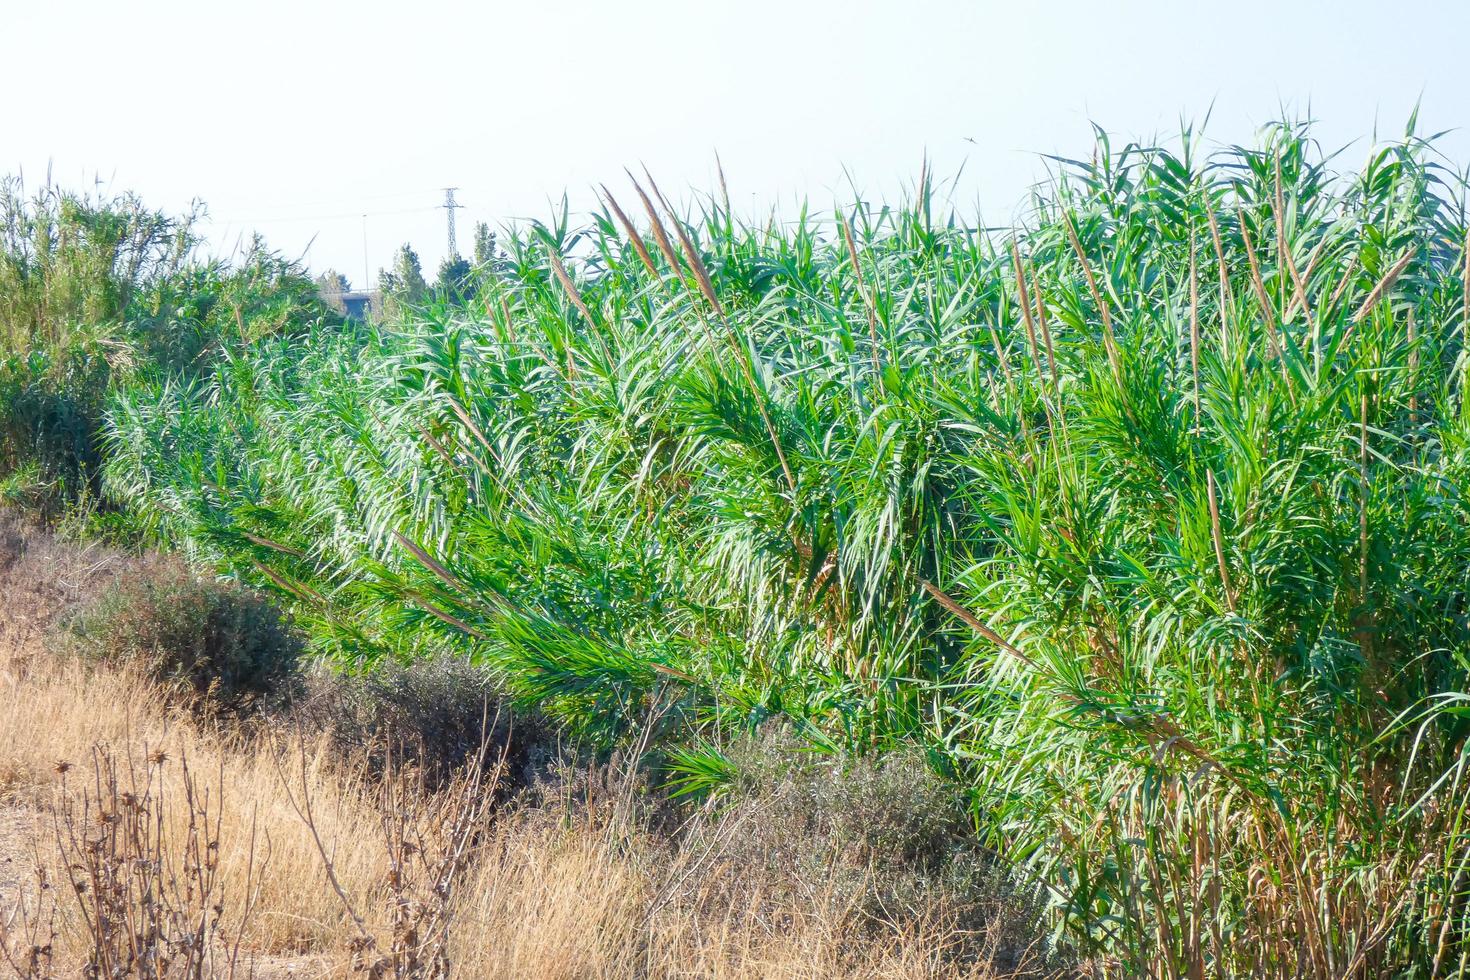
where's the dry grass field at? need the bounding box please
[0,513,1056,978]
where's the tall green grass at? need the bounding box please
[106,120,1470,975]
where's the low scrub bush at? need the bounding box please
[292,656,551,789]
[61,560,304,717]
[723,733,984,891]
[677,731,1051,970]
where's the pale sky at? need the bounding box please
[7,0,1469,288]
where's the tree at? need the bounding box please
[473,222,498,268]
[313,268,349,314]
[436,255,474,301]
[384,245,427,299]
[376,244,427,319]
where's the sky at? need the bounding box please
[6,0,1469,289]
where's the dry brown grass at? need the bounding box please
[0,513,1057,978]
[0,543,386,970]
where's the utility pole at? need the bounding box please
[361,214,370,294]
[442,187,462,259]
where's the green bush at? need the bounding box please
[0,177,334,516]
[62,560,304,717]
[0,345,109,511]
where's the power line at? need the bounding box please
[203,204,441,224]
[206,186,447,213]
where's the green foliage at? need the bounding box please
[0,341,111,505]
[104,119,1470,973]
[378,243,427,318]
[436,254,474,301]
[62,559,305,717]
[0,178,193,354]
[472,222,498,269]
[663,741,737,800]
[0,178,334,514]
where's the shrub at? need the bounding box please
[728,733,973,871]
[0,176,335,517]
[291,656,551,789]
[0,345,110,511]
[693,730,1047,960]
[61,560,304,717]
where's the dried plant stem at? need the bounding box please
[920,579,1039,670]
[626,171,684,275]
[1359,391,1370,604]
[1010,242,1050,394]
[1352,251,1415,324]
[599,186,660,279]
[1273,155,1315,356]
[1190,236,1202,428]
[1031,263,1060,393]
[1203,195,1234,360]
[1064,211,1122,379]
[1463,235,1470,404]
[1236,207,1281,360]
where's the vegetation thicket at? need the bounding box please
[0,176,333,516]
[6,117,1469,974]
